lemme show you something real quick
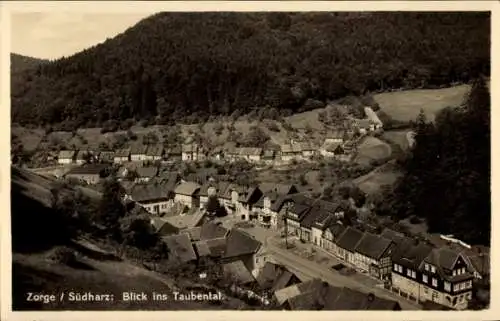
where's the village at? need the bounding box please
[13,104,489,311]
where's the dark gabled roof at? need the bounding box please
[262,150,275,159]
[75,150,90,160]
[136,166,159,178]
[259,183,297,195]
[162,233,197,263]
[165,146,182,155]
[421,247,474,281]
[467,253,490,276]
[130,183,171,202]
[423,247,461,271]
[325,287,400,310]
[223,229,261,259]
[300,206,330,229]
[354,233,393,260]
[380,228,409,247]
[65,164,109,175]
[238,186,261,204]
[325,223,346,238]
[130,143,148,155]
[204,238,227,257]
[223,260,256,285]
[174,181,201,196]
[185,226,202,241]
[220,183,245,200]
[199,222,228,240]
[114,148,131,157]
[58,150,76,159]
[393,241,433,270]
[335,227,364,252]
[257,262,293,291]
[146,144,164,156]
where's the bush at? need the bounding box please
[49,247,78,266]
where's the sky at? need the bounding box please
[11,12,154,60]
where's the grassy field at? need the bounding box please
[373,84,470,122]
[352,160,403,196]
[354,136,392,166]
[382,130,411,151]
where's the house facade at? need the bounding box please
[145,144,164,162]
[334,227,364,267]
[353,233,394,280]
[130,144,148,162]
[174,182,201,209]
[113,149,131,164]
[182,144,201,162]
[238,147,263,163]
[58,150,76,164]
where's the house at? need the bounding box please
[223,260,258,286]
[135,166,159,183]
[181,143,201,162]
[390,241,434,305]
[162,233,197,264]
[161,209,206,234]
[256,262,302,293]
[299,206,332,243]
[297,142,316,158]
[324,130,345,144]
[75,150,91,165]
[238,147,263,163]
[174,182,201,209]
[98,151,115,163]
[257,183,299,228]
[165,146,182,162]
[57,150,76,164]
[113,148,131,164]
[129,183,174,216]
[353,233,395,280]
[274,278,324,307]
[464,251,490,281]
[199,181,230,209]
[219,183,245,216]
[261,150,275,164]
[210,146,224,161]
[237,186,264,222]
[417,248,474,309]
[364,107,383,130]
[319,221,346,253]
[334,227,364,266]
[278,281,402,311]
[130,143,148,162]
[280,144,301,162]
[354,118,374,135]
[220,229,268,278]
[64,164,109,185]
[320,141,345,158]
[145,144,164,162]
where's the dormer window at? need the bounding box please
[425,263,429,271]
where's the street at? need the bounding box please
[231,222,422,310]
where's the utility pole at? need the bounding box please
[284,203,289,249]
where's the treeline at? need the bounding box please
[375,78,490,246]
[10,53,49,74]
[11,12,490,128]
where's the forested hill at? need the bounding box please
[11,12,490,128]
[11,53,49,74]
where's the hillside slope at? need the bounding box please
[11,53,48,74]
[11,12,490,127]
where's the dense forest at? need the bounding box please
[376,78,490,246]
[10,53,48,74]
[11,12,490,128]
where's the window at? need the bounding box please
[394,264,398,271]
[459,282,465,290]
[407,269,412,277]
[430,265,436,273]
[425,263,429,271]
[467,280,472,289]
[467,293,472,300]
[411,271,416,279]
[453,270,457,276]
[444,282,451,292]
[453,284,460,292]
[462,267,466,274]
[432,278,438,287]
[422,274,428,283]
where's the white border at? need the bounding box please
[1,1,498,320]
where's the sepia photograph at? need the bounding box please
[5,1,492,315]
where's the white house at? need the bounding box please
[58,150,76,165]
[174,181,201,209]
